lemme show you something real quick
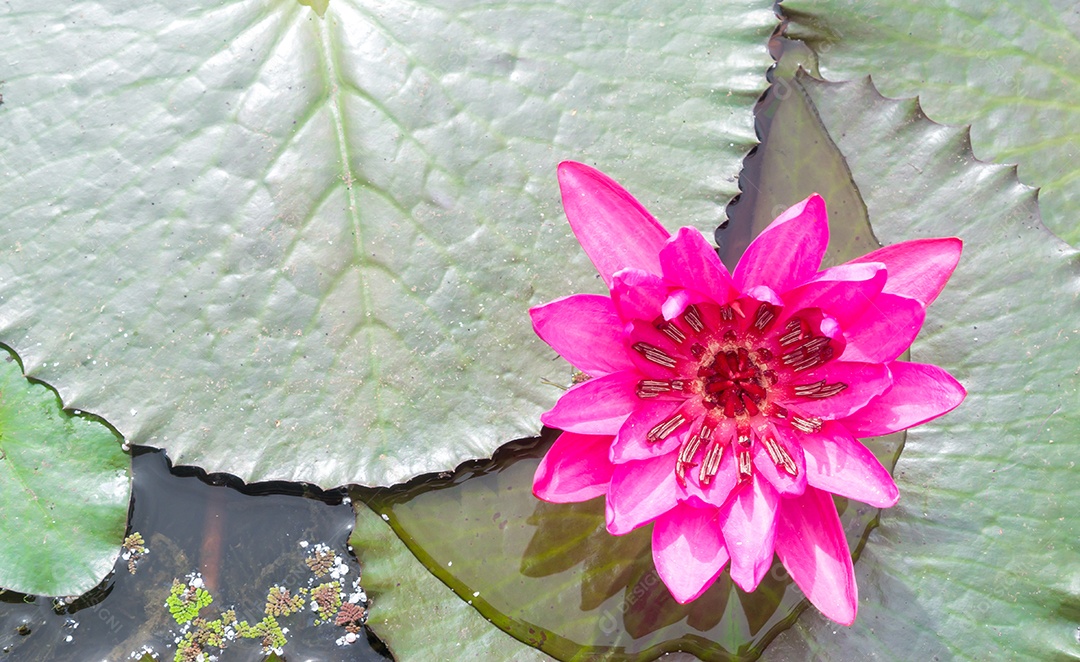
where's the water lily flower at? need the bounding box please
[531,162,966,625]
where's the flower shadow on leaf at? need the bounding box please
[361,423,900,660]
[518,444,876,642]
[521,499,647,612]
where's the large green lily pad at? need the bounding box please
[759,73,1080,661]
[0,349,130,596]
[783,0,1080,245]
[0,0,774,487]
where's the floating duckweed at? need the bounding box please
[122,532,148,574]
[234,615,287,655]
[265,586,305,617]
[165,578,212,625]
[334,601,367,633]
[158,541,371,659]
[309,581,342,624]
[304,543,337,577]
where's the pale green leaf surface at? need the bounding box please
[0,0,774,486]
[0,351,130,596]
[783,0,1080,245]
[760,74,1080,661]
[352,502,554,662]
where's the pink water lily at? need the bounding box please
[531,162,966,625]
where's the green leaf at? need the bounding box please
[759,73,1080,661]
[166,579,214,624]
[0,0,774,487]
[352,502,553,661]
[782,0,1080,245]
[360,430,900,661]
[0,349,130,596]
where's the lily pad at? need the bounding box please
[0,349,130,596]
[0,0,774,487]
[360,429,900,661]
[353,499,552,662]
[782,0,1080,245]
[759,73,1080,661]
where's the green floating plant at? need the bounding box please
[310,581,343,624]
[166,578,213,625]
[158,542,370,660]
[122,532,148,575]
[234,615,288,654]
[265,585,306,617]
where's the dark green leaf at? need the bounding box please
[761,73,1080,661]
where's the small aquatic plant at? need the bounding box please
[122,532,148,574]
[265,586,305,617]
[309,581,343,624]
[530,162,965,623]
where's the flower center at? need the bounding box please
[697,345,772,417]
[632,301,847,489]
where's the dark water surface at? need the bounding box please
[0,448,391,661]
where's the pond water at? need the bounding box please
[0,448,391,661]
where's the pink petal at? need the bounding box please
[540,371,640,435]
[606,452,680,535]
[839,361,966,436]
[801,422,899,508]
[732,194,829,295]
[781,262,886,328]
[610,401,691,462]
[753,426,808,497]
[775,487,858,626]
[611,269,669,322]
[652,503,730,603]
[849,237,962,306]
[661,288,693,321]
[659,226,738,305]
[786,361,892,419]
[530,294,636,376]
[533,432,615,503]
[558,161,670,287]
[839,293,926,364]
[719,475,779,592]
